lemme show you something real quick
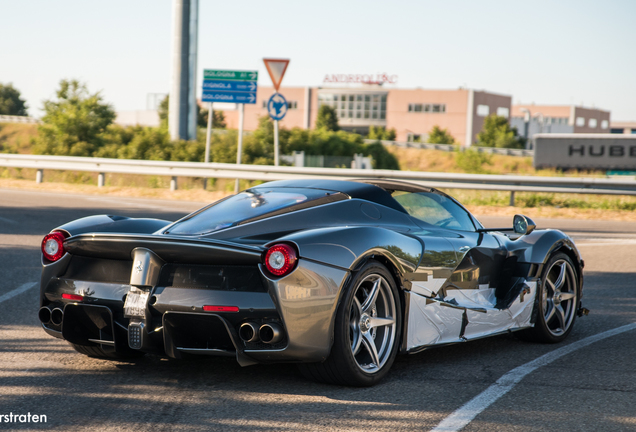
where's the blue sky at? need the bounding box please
[2,0,634,120]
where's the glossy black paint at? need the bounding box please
[39,178,584,364]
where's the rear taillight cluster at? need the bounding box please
[264,243,298,277]
[41,232,67,262]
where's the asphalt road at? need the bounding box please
[1,188,635,431]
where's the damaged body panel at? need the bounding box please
[38,178,585,386]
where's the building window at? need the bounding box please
[319,92,386,121]
[576,117,585,127]
[408,103,446,113]
[476,104,490,117]
[601,120,609,129]
[407,133,421,142]
[589,118,597,128]
[496,107,509,118]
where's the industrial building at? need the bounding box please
[115,87,625,148]
[218,86,512,146]
[510,104,611,141]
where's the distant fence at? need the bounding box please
[367,139,534,157]
[0,115,40,124]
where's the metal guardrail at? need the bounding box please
[0,154,634,206]
[0,115,40,124]
[366,139,534,157]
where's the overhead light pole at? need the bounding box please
[169,0,198,141]
[519,107,531,149]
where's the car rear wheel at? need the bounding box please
[518,252,579,343]
[298,260,402,386]
[70,343,145,360]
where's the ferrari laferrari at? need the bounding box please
[38,179,586,386]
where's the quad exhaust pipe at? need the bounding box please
[38,307,52,325]
[238,322,284,344]
[259,323,283,344]
[238,322,260,343]
[50,308,64,326]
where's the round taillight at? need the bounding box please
[42,232,67,262]
[264,243,298,277]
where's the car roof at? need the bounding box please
[252,179,408,213]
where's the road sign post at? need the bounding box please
[263,59,290,166]
[202,69,258,192]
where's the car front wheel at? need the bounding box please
[518,252,579,343]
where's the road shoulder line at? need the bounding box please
[430,322,636,432]
[0,282,37,304]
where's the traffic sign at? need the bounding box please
[203,70,258,81]
[202,69,258,104]
[202,91,256,104]
[267,93,288,121]
[263,59,289,91]
[202,80,257,92]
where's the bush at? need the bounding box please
[367,126,396,141]
[455,148,492,174]
[428,125,456,145]
[476,115,525,149]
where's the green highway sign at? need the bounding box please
[203,70,258,81]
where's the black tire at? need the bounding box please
[517,252,579,343]
[298,260,402,386]
[70,343,146,360]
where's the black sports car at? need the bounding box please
[38,179,586,386]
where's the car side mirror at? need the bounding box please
[513,214,536,236]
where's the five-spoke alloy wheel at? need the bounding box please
[519,252,579,343]
[298,260,402,386]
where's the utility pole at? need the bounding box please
[169,0,197,141]
[187,0,199,141]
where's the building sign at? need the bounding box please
[323,73,398,85]
[534,134,636,170]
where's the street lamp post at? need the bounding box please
[519,108,531,149]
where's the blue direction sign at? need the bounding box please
[202,80,257,92]
[267,93,288,120]
[202,69,258,104]
[202,91,256,104]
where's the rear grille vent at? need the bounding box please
[158,264,266,292]
[63,256,132,284]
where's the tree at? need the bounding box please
[158,95,226,129]
[367,125,396,141]
[315,105,340,131]
[428,125,456,145]
[0,83,28,116]
[158,95,169,128]
[34,79,116,156]
[364,142,400,170]
[198,105,226,128]
[476,115,525,149]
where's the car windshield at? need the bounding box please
[392,191,476,231]
[167,187,334,235]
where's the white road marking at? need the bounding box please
[0,215,17,224]
[0,282,37,304]
[431,322,636,432]
[576,241,636,247]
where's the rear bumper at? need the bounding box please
[40,258,349,364]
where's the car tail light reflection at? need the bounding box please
[264,243,298,277]
[41,232,67,262]
[62,293,84,301]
